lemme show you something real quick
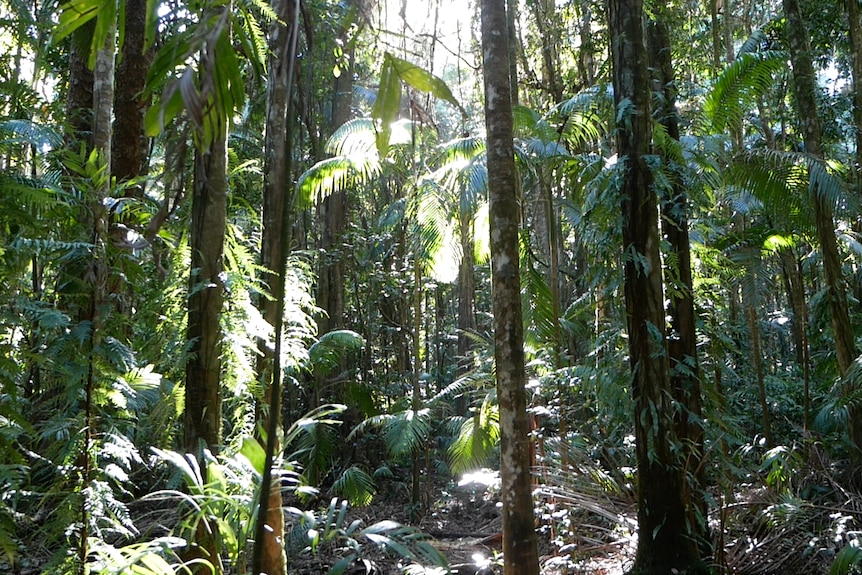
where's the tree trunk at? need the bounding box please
[849,0,862,201]
[112,0,152,189]
[251,0,298,572]
[608,0,704,572]
[92,23,115,172]
[778,247,811,430]
[184,138,227,456]
[506,0,519,105]
[647,13,710,557]
[456,208,477,416]
[317,4,356,339]
[527,0,562,103]
[479,1,540,573]
[784,0,862,455]
[65,23,95,148]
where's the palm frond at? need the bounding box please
[521,263,559,352]
[704,51,787,133]
[448,401,500,475]
[737,28,771,56]
[294,154,381,209]
[326,118,378,156]
[330,466,376,507]
[308,330,365,378]
[724,149,820,229]
[0,119,63,149]
[382,408,431,458]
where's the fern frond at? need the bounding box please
[704,51,787,133]
[0,119,63,149]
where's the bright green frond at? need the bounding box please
[704,51,787,133]
[295,155,381,209]
[308,330,365,378]
[448,401,500,475]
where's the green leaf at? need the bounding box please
[389,53,465,114]
[144,75,187,137]
[54,0,103,43]
[831,544,862,575]
[238,436,266,475]
[704,51,787,133]
[372,54,401,158]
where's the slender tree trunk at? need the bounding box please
[92,24,115,171]
[251,0,299,572]
[647,13,710,557]
[784,0,862,455]
[456,209,477,416]
[576,2,596,87]
[184,137,227,457]
[65,23,95,148]
[608,0,704,573]
[317,3,356,339]
[506,0,519,105]
[527,0,562,103]
[480,1,540,573]
[745,304,774,446]
[778,247,811,429]
[709,0,722,76]
[849,0,862,200]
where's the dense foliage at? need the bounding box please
[1,0,862,574]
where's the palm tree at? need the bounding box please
[479,0,540,573]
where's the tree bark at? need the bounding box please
[850,0,862,202]
[479,1,540,573]
[608,0,704,572]
[527,0,562,103]
[252,0,298,572]
[65,23,95,149]
[783,0,862,455]
[647,13,710,557]
[184,138,227,456]
[317,3,356,338]
[456,207,477,415]
[112,0,152,189]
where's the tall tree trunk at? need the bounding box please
[65,23,95,148]
[848,0,862,205]
[608,0,704,572]
[112,0,152,189]
[647,13,710,556]
[479,1,540,573]
[251,0,299,573]
[506,0,519,105]
[527,0,562,103]
[184,138,227,456]
[92,23,115,171]
[576,2,596,88]
[778,247,811,429]
[317,3,356,338]
[784,0,862,455]
[456,208,477,416]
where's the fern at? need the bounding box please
[704,50,787,133]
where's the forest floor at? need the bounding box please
[289,469,637,575]
[7,449,860,574]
